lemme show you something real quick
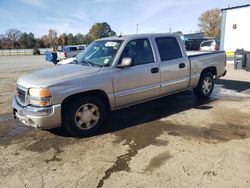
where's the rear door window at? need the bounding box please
[155,37,183,61]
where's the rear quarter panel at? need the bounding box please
[188,51,226,88]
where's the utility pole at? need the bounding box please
[169,27,172,33]
[136,24,139,34]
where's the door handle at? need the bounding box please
[151,67,159,74]
[179,63,186,69]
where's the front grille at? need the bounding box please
[16,85,27,105]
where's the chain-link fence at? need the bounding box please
[0,48,52,56]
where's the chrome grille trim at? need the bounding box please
[16,85,28,106]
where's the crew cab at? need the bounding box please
[12,34,226,137]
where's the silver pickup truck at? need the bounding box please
[12,34,226,137]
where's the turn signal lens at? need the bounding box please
[29,98,50,106]
[29,88,51,98]
[39,100,49,106]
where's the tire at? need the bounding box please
[193,72,214,98]
[62,96,107,137]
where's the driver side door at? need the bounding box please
[112,38,160,108]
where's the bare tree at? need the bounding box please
[48,29,58,47]
[198,9,221,38]
[5,28,21,48]
[58,33,68,46]
[41,35,50,47]
[0,34,4,49]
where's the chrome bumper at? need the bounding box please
[12,96,61,129]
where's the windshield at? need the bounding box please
[74,40,123,67]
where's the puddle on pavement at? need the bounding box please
[165,122,250,143]
[24,134,78,154]
[0,114,33,146]
[0,114,78,154]
[211,85,250,100]
[97,120,170,188]
[0,114,14,122]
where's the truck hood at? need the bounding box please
[17,64,100,88]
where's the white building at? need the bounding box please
[220,4,250,53]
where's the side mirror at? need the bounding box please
[117,57,133,68]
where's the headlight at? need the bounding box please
[28,88,52,106]
[29,88,51,98]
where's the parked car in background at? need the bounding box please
[185,39,208,51]
[200,40,220,51]
[33,47,40,55]
[57,45,86,60]
[45,45,86,65]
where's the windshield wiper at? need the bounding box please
[73,59,103,68]
[84,60,103,67]
[72,59,80,64]
[81,60,93,67]
[73,59,91,67]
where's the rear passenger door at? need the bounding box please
[113,38,160,108]
[155,37,189,95]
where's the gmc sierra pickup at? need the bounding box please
[12,34,226,137]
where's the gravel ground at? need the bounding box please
[0,56,250,188]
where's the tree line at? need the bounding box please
[0,22,116,49]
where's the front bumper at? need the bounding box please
[12,96,61,129]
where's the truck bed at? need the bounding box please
[188,51,226,88]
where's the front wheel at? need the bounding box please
[193,72,214,98]
[62,96,107,137]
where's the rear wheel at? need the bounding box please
[62,96,106,137]
[193,72,214,98]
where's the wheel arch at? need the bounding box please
[61,89,111,112]
[201,66,217,78]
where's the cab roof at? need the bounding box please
[97,33,179,41]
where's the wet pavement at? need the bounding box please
[0,56,250,188]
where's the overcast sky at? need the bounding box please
[0,0,249,37]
